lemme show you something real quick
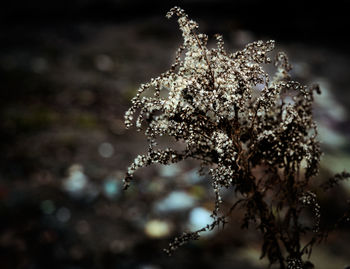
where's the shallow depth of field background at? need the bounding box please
[1,1,349,268]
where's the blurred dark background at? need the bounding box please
[1,1,350,269]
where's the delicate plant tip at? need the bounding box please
[287,257,303,269]
[123,6,349,268]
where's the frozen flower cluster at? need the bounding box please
[123,6,327,268]
[124,6,320,207]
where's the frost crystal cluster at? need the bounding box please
[123,6,328,269]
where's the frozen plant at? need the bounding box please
[123,6,350,269]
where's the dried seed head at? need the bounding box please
[123,6,324,265]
